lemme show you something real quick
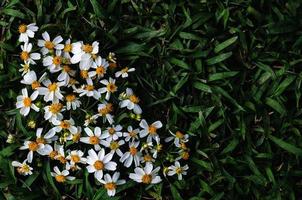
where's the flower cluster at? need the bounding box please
[12,23,189,197]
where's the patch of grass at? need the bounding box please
[1,0,302,199]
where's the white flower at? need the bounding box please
[97,102,114,124]
[35,128,57,146]
[51,166,75,183]
[167,161,188,180]
[18,23,38,43]
[99,78,117,100]
[139,119,162,143]
[120,141,141,167]
[43,102,64,123]
[102,125,123,142]
[51,118,77,134]
[115,66,135,78]
[12,159,33,176]
[119,88,142,114]
[16,88,39,116]
[21,71,47,90]
[101,139,125,157]
[123,126,139,142]
[19,61,31,76]
[20,42,41,64]
[37,79,65,102]
[165,130,189,147]
[129,163,161,184]
[78,59,91,80]
[84,115,98,126]
[66,150,87,166]
[80,127,105,151]
[65,93,81,110]
[98,172,126,197]
[86,149,117,180]
[19,140,47,163]
[76,78,100,100]
[140,154,155,164]
[66,126,82,143]
[150,137,162,159]
[62,39,73,59]
[54,144,67,164]
[38,32,64,55]
[58,65,76,85]
[70,41,99,64]
[43,50,63,73]
[88,56,108,78]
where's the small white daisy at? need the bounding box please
[51,166,75,183]
[98,172,126,197]
[70,41,99,64]
[38,32,64,55]
[120,141,141,167]
[43,102,64,122]
[18,23,38,43]
[12,159,33,176]
[115,66,135,78]
[167,161,188,180]
[101,139,125,157]
[37,79,65,102]
[51,118,77,134]
[129,163,162,184]
[19,61,31,76]
[76,78,101,100]
[97,102,114,124]
[80,127,105,150]
[66,150,87,166]
[65,93,81,110]
[165,130,189,147]
[21,71,47,90]
[19,140,47,163]
[99,77,118,100]
[123,126,139,142]
[86,148,117,180]
[139,119,163,143]
[119,88,142,114]
[43,50,63,73]
[16,88,39,116]
[20,42,41,64]
[88,56,108,79]
[102,125,123,142]
[58,65,76,85]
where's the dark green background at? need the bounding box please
[1,0,302,199]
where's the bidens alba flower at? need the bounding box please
[139,119,163,143]
[38,32,64,55]
[99,78,117,100]
[37,79,65,102]
[115,66,135,78]
[18,23,38,43]
[129,163,161,184]
[99,172,126,197]
[86,149,117,181]
[120,88,142,114]
[12,159,33,176]
[167,161,188,180]
[51,166,75,183]
[16,88,39,116]
[20,42,41,64]
[80,127,105,151]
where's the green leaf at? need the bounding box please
[206,52,232,65]
[269,135,302,156]
[214,36,238,53]
[208,71,238,82]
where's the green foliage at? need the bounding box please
[0,0,302,199]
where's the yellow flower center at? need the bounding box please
[108,128,115,135]
[48,83,58,92]
[82,44,93,53]
[144,154,152,162]
[49,151,58,159]
[55,175,66,183]
[93,160,104,170]
[66,94,76,102]
[80,70,88,79]
[36,137,46,144]
[110,141,119,150]
[18,24,27,33]
[85,85,94,91]
[148,125,157,135]
[60,120,70,129]
[129,131,137,137]
[156,144,163,152]
[96,66,105,75]
[181,151,189,160]
[49,103,63,114]
[20,51,29,61]
[176,167,183,174]
[175,131,184,139]
[142,174,152,184]
[21,164,30,173]
[64,44,72,52]
[106,83,117,93]
[45,41,54,50]
[121,67,129,73]
[89,136,99,145]
[71,154,80,163]
[72,133,81,143]
[129,95,139,104]
[129,146,137,156]
[63,65,71,72]
[28,141,38,151]
[53,56,61,65]
[23,97,32,107]
[104,182,116,190]
[31,81,40,89]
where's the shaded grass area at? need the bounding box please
[1,0,302,199]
